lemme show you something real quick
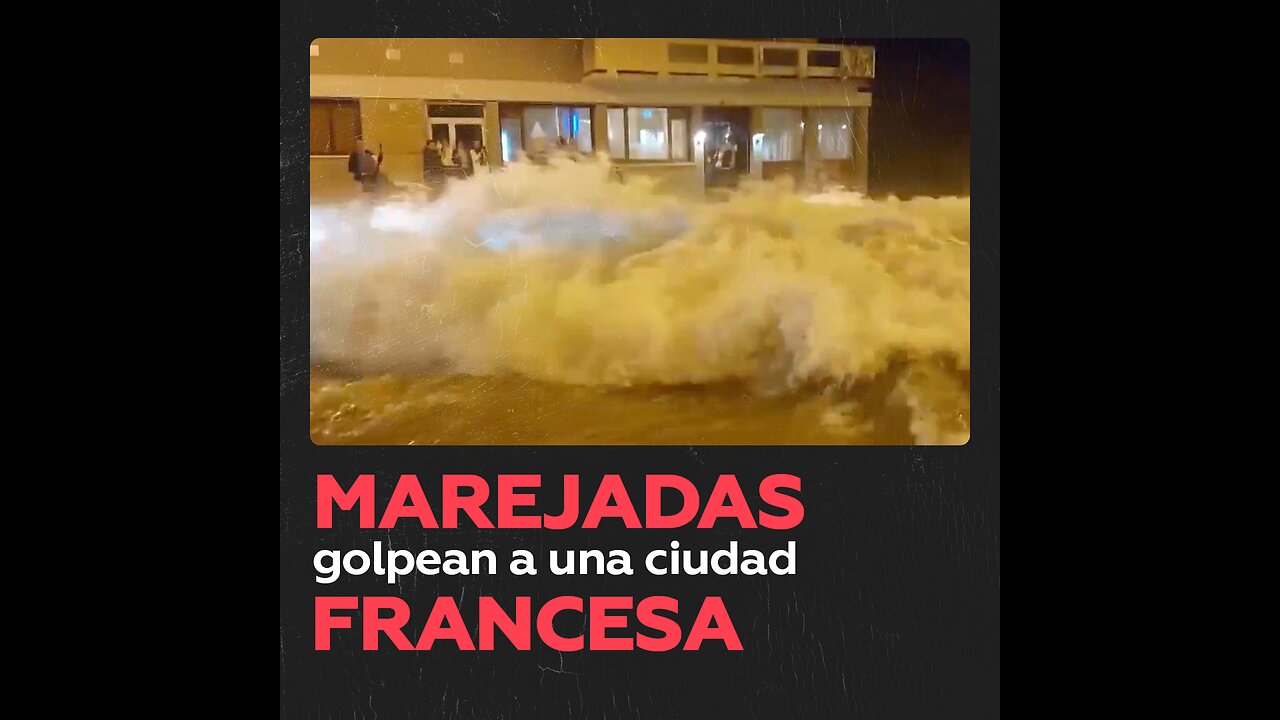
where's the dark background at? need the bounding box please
[282,5,998,718]
[827,38,971,198]
[282,457,997,718]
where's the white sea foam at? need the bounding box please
[310,154,970,443]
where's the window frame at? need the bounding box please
[667,42,709,64]
[762,48,800,67]
[309,97,362,157]
[806,49,842,68]
[607,106,693,163]
[756,106,805,163]
[813,107,856,160]
[503,103,593,152]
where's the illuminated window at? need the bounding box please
[814,108,855,159]
[627,108,668,159]
[757,108,803,162]
[519,106,592,154]
[500,117,522,161]
[523,106,557,149]
[571,107,592,153]
[309,98,361,156]
[606,107,691,161]
[671,117,688,160]
[606,108,626,157]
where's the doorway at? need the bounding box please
[453,124,483,154]
[702,107,751,189]
[426,103,487,164]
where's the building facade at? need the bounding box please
[309,38,873,198]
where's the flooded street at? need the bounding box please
[310,361,968,445]
[310,156,970,445]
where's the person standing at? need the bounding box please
[422,139,443,174]
[454,140,475,177]
[347,138,367,180]
[348,138,384,193]
[422,139,446,198]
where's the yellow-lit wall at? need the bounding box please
[309,39,872,197]
[312,97,427,197]
[584,39,671,74]
[310,39,583,82]
[361,97,425,184]
[311,157,359,200]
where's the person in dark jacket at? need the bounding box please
[422,140,444,171]
[347,138,384,192]
[422,139,447,199]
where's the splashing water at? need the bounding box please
[310,154,970,445]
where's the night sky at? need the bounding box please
[823,38,970,198]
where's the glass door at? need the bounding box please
[426,103,487,165]
[451,121,484,155]
[702,107,751,189]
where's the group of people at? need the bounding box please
[422,138,488,198]
[347,136,489,197]
[422,138,487,176]
[350,134,601,196]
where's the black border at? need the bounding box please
[282,6,998,719]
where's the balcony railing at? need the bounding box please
[584,39,874,80]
